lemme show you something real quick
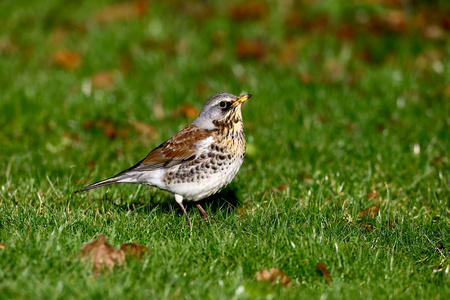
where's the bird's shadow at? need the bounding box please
[101,187,241,218]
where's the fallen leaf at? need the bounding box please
[286,11,304,28]
[229,1,268,21]
[153,101,165,120]
[271,184,290,192]
[93,0,148,23]
[254,268,291,288]
[120,243,149,257]
[0,38,18,54]
[237,39,266,60]
[180,3,214,21]
[362,222,374,232]
[316,263,331,285]
[49,26,69,44]
[238,206,246,218]
[133,121,158,139]
[91,71,115,88]
[299,72,313,84]
[0,242,5,250]
[423,24,445,40]
[384,10,408,32]
[368,190,378,199]
[359,204,379,217]
[52,49,82,69]
[386,219,397,229]
[179,104,200,119]
[81,234,125,272]
[278,38,302,65]
[337,24,355,41]
[83,118,127,139]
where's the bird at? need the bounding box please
[75,92,252,223]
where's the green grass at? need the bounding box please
[1,0,449,299]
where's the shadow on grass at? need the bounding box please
[95,187,241,218]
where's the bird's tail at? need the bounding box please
[74,176,125,193]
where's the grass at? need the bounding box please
[1,0,449,299]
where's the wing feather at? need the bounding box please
[117,124,212,175]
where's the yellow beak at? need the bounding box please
[236,94,252,105]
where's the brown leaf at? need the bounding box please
[81,234,125,272]
[337,24,355,41]
[103,119,119,139]
[83,118,127,139]
[368,190,378,199]
[271,184,290,192]
[229,1,268,21]
[423,25,446,40]
[153,101,165,120]
[386,219,397,229]
[133,121,158,139]
[179,104,200,119]
[237,39,266,60]
[49,26,69,44]
[384,10,408,32]
[52,49,82,69]
[93,0,148,23]
[362,222,374,232]
[0,242,5,250]
[286,11,304,28]
[0,38,18,54]
[91,71,115,88]
[255,268,291,288]
[299,72,313,84]
[120,243,149,257]
[359,204,379,217]
[316,263,331,285]
[238,206,246,218]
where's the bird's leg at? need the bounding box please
[175,194,191,224]
[196,203,217,223]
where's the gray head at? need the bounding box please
[192,92,252,130]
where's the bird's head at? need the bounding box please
[193,92,252,130]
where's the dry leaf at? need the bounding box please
[83,118,127,139]
[423,25,445,40]
[179,104,200,119]
[53,49,82,69]
[255,268,291,288]
[237,39,266,60]
[316,263,331,285]
[153,101,165,120]
[229,1,267,21]
[120,243,149,257]
[93,0,148,23]
[102,119,120,139]
[286,11,304,28]
[133,121,158,139]
[368,190,378,199]
[91,71,115,88]
[384,10,407,32]
[0,38,18,54]
[271,184,290,192]
[49,26,69,44]
[0,242,5,250]
[359,205,380,217]
[81,234,125,272]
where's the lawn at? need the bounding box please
[0,0,449,299]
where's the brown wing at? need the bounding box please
[118,124,212,174]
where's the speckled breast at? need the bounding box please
[162,127,246,201]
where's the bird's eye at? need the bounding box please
[219,101,227,108]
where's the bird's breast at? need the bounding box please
[161,129,246,200]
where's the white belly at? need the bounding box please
[165,155,244,201]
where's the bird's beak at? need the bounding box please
[235,94,252,106]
